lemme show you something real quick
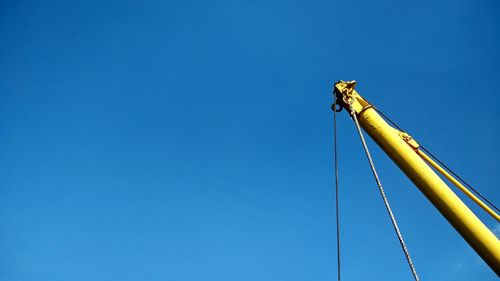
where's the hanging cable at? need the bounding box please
[373,107,500,213]
[349,104,420,281]
[333,95,341,281]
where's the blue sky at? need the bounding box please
[1,0,499,280]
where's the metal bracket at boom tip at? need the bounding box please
[332,80,357,112]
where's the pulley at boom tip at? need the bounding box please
[331,80,358,113]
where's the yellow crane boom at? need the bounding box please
[333,80,500,275]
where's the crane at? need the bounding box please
[332,80,500,276]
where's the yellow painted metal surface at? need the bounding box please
[333,80,500,275]
[417,149,500,222]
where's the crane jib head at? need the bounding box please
[331,80,372,116]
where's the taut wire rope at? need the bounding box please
[349,104,420,281]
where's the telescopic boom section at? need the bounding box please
[333,80,500,275]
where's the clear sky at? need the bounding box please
[1,0,499,280]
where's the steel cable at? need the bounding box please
[373,107,500,213]
[349,105,420,281]
[333,96,341,281]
